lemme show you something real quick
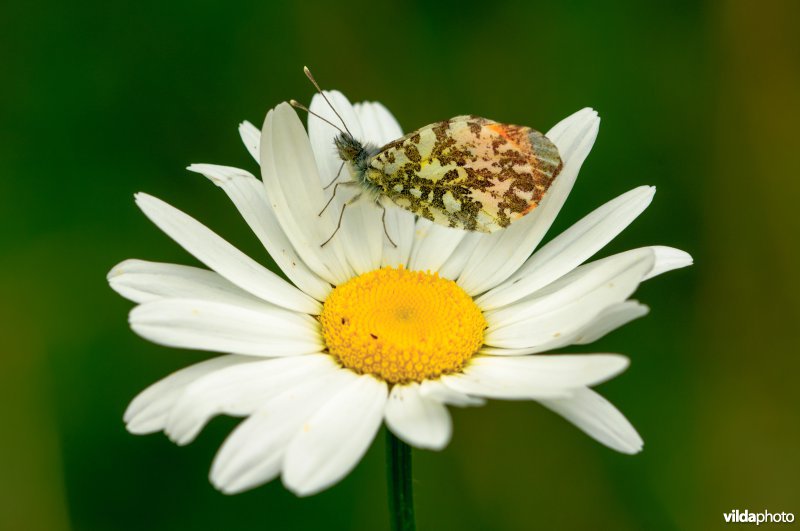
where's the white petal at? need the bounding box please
[545,107,598,141]
[283,375,388,496]
[308,92,383,275]
[574,300,650,344]
[379,204,416,269]
[261,104,353,285]
[329,183,384,277]
[478,186,655,310]
[480,300,650,356]
[484,248,654,348]
[644,246,693,280]
[385,383,452,450]
[187,163,332,301]
[407,218,467,273]
[418,379,486,407]
[538,387,643,454]
[129,298,323,357]
[165,354,337,445]
[441,354,628,400]
[352,101,403,145]
[456,108,601,295]
[211,367,357,494]
[108,259,266,308]
[239,120,261,163]
[437,232,483,280]
[124,355,250,434]
[135,193,320,314]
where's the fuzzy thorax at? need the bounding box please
[334,133,383,201]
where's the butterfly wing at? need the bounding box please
[366,115,562,232]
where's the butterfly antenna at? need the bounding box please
[303,66,354,137]
[289,100,347,134]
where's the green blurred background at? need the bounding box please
[2,1,798,529]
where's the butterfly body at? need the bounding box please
[335,115,562,233]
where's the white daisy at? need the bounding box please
[109,92,692,497]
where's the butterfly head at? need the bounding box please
[334,133,364,163]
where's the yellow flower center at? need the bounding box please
[320,266,486,384]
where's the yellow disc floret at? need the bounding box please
[320,266,486,384]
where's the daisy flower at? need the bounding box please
[109,91,691,500]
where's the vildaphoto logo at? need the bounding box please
[723,509,795,525]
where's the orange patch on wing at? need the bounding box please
[487,123,517,144]
[487,123,529,149]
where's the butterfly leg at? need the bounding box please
[318,181,357,217]
[378,203,398,248]
[322,161,346,190]
[320,192,362,247]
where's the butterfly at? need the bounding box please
[291,68,563,247]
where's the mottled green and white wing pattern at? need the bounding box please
[366,115,562,232]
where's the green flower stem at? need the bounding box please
[386,429,416,531]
